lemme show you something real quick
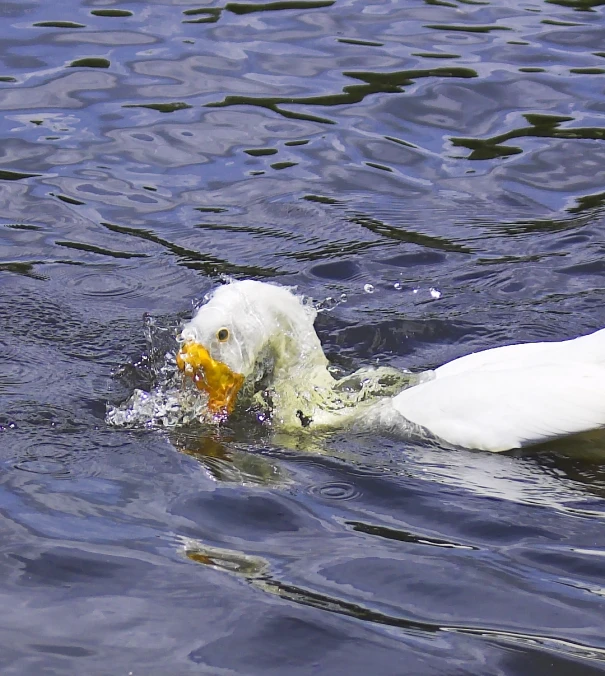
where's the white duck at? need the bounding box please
[176,279,605,452]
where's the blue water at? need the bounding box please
[1,0,605,673]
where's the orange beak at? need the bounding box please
[176,342,244,416]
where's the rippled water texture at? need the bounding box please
[1,0,605,673]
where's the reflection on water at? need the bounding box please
[171,431,289,486]
[183,535,605,663]
[2,0,605,672]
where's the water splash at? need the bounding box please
[105,295,423,432]
[411,286,443,304]
[106,314,213,428]
[314,291,348,313]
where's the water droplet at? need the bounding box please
[364,283,374,294]
[340,293,347,302]
[429,287,442,299]
[393,282,402,290]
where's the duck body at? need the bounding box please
[177,279,605,452]
[391,333,605,451]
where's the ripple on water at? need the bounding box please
[66,265,145,300]
[307,481,361,501]
[14,457,71,478]
[0,402,89,434]
[5,433,111,481]
[0,341,36,395]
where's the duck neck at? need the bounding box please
[248,302,418,430]
[247,313,340,427]
[258,346,424,432]
[264,361,343,429]
[269,326,336,398]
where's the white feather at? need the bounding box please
[434,327,605,378]
[393,362,605,451]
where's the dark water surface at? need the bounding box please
[2,0,605,673]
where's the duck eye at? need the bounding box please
[217,328,229,342]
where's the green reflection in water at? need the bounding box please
[451,113,605,160]
[424,0,458,8]
[51,193,85,206]
[568,190,605,214]
[412,52,462,59]
[346,520,478,550]
[350,213,472,254]
[545,0,605,10]
[424,23,511,33]
[0,262,48,280]
[123,102,192,113]
[90,9,133,17]
[0,170,41,181]
[194,206,229,213]
[541,18,584,25]
[570,67,605,74]
[244,148,278,157]
[226,0,335,14]
[100,221,282,278]
[207,95,335,125]
[271,161,298,170]
[385,135,418,148]
[69,58,110,68]
[33,21,86,28]
[207,67,477,124]
[55,241,149,260]
[182,8,222,23]
[365,162,392,172]
[303,194,342,205]
[3,223,44,231]
[337,38,384,47]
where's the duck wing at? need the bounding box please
[434,327,605,380]
[392,362,605,451]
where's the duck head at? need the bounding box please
[176,280,327,417]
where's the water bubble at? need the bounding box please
[429,287,442,300]
[340,293,347,303]
[364,283,374,294]
[393,282,402,290]
[316,295,339,312]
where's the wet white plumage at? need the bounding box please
[181,279,605,452]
